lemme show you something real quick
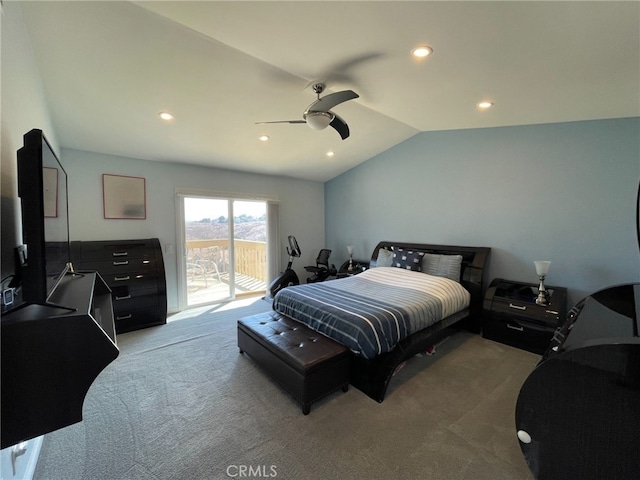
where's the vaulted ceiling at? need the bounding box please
[18,1,639,182]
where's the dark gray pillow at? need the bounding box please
[392,248,423,271]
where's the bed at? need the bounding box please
[272,241,491,402]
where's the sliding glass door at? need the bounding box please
[232,200,268,299]
[178,194,269,308]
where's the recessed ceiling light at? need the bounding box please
[326,151,335,158]
[411,45,433,58]
[477,101,494,109]
[259,135,270,142]
[159,111,174,121]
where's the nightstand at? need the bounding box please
[336,259,369,278]
[482,278,567,354]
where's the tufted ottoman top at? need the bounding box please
[238,310,349,374]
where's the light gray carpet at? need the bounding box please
[34,298,537,480]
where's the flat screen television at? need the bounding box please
[17,129,72,306]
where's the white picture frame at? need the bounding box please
[102,174,146,219]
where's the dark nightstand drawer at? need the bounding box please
[483,316,554,355]
[490,297,564,328]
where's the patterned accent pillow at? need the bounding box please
[375,248,394,267]
[392,248,423,271]
[421,253,463,281]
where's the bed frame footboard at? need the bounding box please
[349,308,470,402]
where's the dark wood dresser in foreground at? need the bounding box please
[72,238,167,333]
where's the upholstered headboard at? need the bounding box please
[369,241,491,314]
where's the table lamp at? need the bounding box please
[347,245,354,271]
[534,261,551,305]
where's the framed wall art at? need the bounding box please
[43,167,58,218]
[102,174,146,219]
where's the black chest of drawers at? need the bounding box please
[72,238,167,333]
[482,278,567,354]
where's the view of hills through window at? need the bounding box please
[185,214,266,242]
[184,198,266,242]
[183,198,268,305]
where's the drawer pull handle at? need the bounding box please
[112,252,128,257]
[507,323,524,332]
[115,295,131,301]
[114,275,130,281]
[113,260,129,266]
[116,314,132,320]
[509,303,527,311]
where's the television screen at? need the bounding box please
[17,129,71,305]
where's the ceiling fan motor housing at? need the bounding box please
[311,83,326,95]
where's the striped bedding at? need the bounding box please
[272,267,470,359]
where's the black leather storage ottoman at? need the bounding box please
[238,310,350,414]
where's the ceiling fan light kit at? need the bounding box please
[256,82,359,140]
[304,111,332,130]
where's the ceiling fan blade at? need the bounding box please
[308,90,359,112]
[304,52,384,91]
[255,120,306,125]
[326,52,384,77]
[329,113,350,140]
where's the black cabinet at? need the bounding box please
[336,259,369,278]
[72,238,167,333]
[482,278,567,354]
[1,272,118,448]
[515,283,640,479]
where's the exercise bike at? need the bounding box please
[267,235,302,298]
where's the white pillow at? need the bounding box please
[375,248,394,267]
[421,253,463,282]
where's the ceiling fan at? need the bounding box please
[256,83,359,140]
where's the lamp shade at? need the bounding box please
[534,261,551,276]
[347,245,354,255]
[305,111,332,130]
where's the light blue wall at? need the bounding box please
[325,118,640,306]
[62,149,325,312]
[1,2,60,278]
[1,3,325,314]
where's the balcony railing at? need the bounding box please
[186,239,267,286]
